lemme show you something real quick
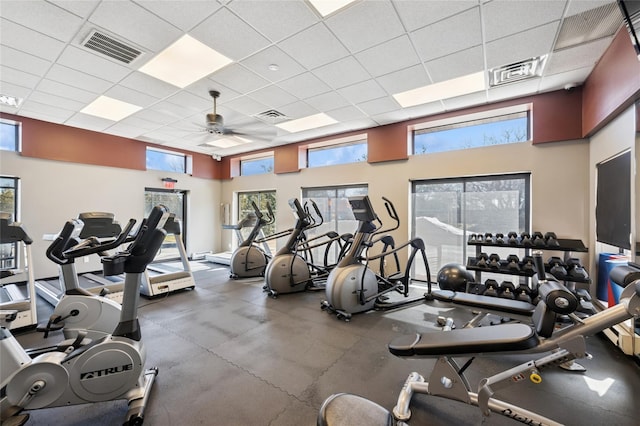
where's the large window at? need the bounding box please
[302,184,368,264]
[146,147,187,173]
[0,120,20,152]
[307,140,367,167]
[413,112,529,155]
[0,177,20,269]
[237,191,277,253]
[241,156,274,176]
[144,188,187,261]
[412,174,530,280]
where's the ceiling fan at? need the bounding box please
[204,90,233,136]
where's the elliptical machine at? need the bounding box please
[321,196,431,321]
[0,205,168,426]
[229,201,274,279]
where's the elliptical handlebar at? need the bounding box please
[370,197,400,237]
[62,218,137,259]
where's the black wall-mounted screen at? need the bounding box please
[596,150,631,250]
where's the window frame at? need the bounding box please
[0,176,20,270]
[306,139,368,168]
[0,119,21,152]
[240,155,274,176]
[145,146,190,174]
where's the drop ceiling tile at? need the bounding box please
[312,56,371,90]
[104,85,159,108]
[47,0,100,18]
[375,64,430,94]
[19,99,74,121]
[0,46,52,77]
[119,72,180,100]
[44,64,113,94]
[88,1,182,52]
[355,35,421,78]
[165,91,212,113]
[278,72,331,100]
[241,46,306,83]
[248,85,298,109]
[326,105,366,122]
[357,96,400,116]
[208,64,270,94]
[482,0,566,42]
[0,18,66,61]
[410,7,481,62]
[275,100,319,120]
[57,46,133,83]
[487,78,541,103]
[228,0,318,42]
[223,95,270,116]
[324,0,405,53]
[0,0,84,42]
[133,0,222,31]
[565,0,613,16]
[278,23,350,69]
[545,37,612,75]
[27,91,86,111]
[0,82,32,100]
[337,79,386,104]
[65,112,115,131]
[190,8,271,61]
[539,66,592,92]
[441,90,489,111]
[36,79,98,104]
[186,79,241,103]
[424,45,484,83]
[393,0,478,32]
[0,105,20,115]
[118,115,162,132]
[103,121,147,139]
[131,107,185,125]
[0,65,40,89]
[304,91,350,112]
[486,22,559,68]
[17,109,67,124]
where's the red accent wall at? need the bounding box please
[368,123,408,163]
[274,144,300,173]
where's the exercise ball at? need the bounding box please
[437,263,475,292]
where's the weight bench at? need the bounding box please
[431,289,536,315]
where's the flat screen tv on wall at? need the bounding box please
[596,150,631,250]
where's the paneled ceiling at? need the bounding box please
[0,0,625,158]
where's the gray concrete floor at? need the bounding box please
[11,261,640,425]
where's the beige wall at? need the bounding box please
[0,151,221,280]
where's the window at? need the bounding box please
[413,112,529,155]
[0,120,20,152]
[146,147,187,173]
[0,177,20,269]
[302,184,368,264]
[412,174,530,281]
[240,156,274,176]
[144,188,187,261]
[237,191,277,253]
[307,140,367,167]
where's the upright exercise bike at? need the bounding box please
[229,201,274,279]
[1,205,168,426]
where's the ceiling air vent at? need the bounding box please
[488,55,548,88]
[254,109,289,124]
[81,30,143,64]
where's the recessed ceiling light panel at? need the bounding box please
[275,113,337,133]
[393,72,486,108]
[80,96,142,121]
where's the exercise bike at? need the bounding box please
[1,205,168,426]
[321,195,431,321]
[229,201,274,279]
[318,252,640,425]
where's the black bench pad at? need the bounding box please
[431,289,536,315]
[388,323,539,357]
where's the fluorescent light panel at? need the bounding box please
[139,34,232,88]
[276,113,337,133]
[308,0,357,17]
[80,96,142,121]
[205,136,251,148]
[393,72,486,108]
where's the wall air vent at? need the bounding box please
[488,55,548,88]
[254,109,289,124]
[81,30,143,64]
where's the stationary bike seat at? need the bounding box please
[389,323,539,357]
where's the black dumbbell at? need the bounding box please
[476,252,489,268]
[499,281,516,299]
[488,253,501,269]
[515,284,533,303]
[495,233,505,244]
[507,231,519,245]
[521,255,535,273]
[506,254,520,271]
[467,282,486,295]
[469,233,478,243]
[521,232,532,247]
[544,232,560,247]
[566,258,589,280]
[484,232,494,243]
[547,256,567,279]
[532,231,545,247]
[483,279,499,297]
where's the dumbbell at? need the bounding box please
[488,253,501,269]
[532,231,545,247]
[506,254,520,272]
[476,252,489,268]
[547,256,568,279]
[483,279,499,297]
[507,231,519,245]
[544,232,560,247]
[495,233,505,244]
[467,282,486,295]
[499,281,516,299]
[484,232,494,243]
[521,232,532,247]
[566,258,589,280]
[515,284,533,303]
[468,233,477,243]
[521,255,535,273]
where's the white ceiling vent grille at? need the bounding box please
[555,3,622,51]
[254,109,289,124]
[489,55,548,87]
[81,30,143,64]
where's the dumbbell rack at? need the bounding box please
[466,235,591,291]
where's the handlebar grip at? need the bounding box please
[63,218,137,258]
[252,201,263,219]
[532,250,546,281]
